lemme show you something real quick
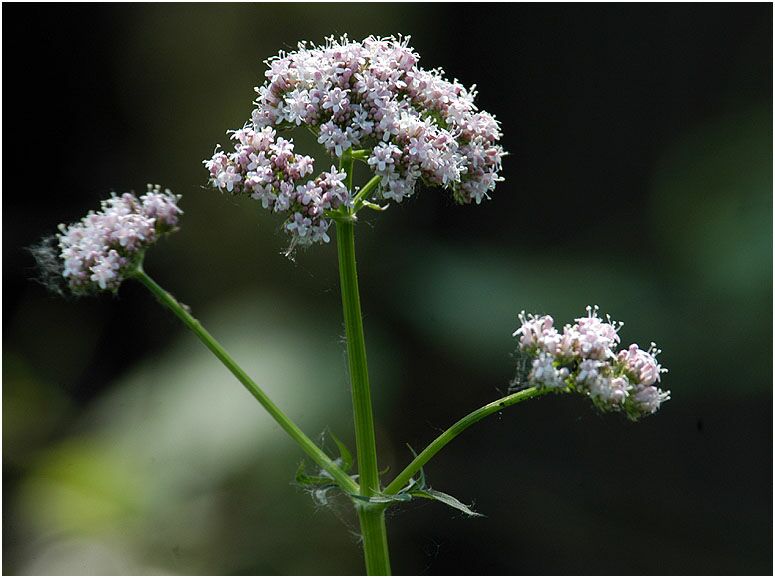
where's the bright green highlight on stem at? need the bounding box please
[132,266,359,496]
[384,386,548,495]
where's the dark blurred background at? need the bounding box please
[3,3,772,575]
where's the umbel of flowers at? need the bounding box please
[55,185,182,294]
[205,34,504,246]
[514,306,670,420]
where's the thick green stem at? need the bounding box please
[334,198,391,573]
[384,387,547,495]
[334,220,383,487]
[132,267,358,495]
[357,505,391,575]
[335,222,380,490]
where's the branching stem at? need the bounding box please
[352,175,382,209]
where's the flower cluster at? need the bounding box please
[513,306,669,420]
[205,126,348,245]
[49,185,181,294]
[205,35,504,245]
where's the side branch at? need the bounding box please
[384,387,548,495]
[352,175,382,209]
[132,267,359,495]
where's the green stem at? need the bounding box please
[352,175,382,209]
[335,202,391,573]
[343,150,355,193]
[132,267,358,495]
[335,191,378,495]
[357,505,391,575]
[384,387,547,495]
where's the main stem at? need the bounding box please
[132,267,358,495]
[335,215,391,575]
[336,221,380,494]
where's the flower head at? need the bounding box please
[205,35,505,245]
[513,306,670,420]
[34,185,181,295]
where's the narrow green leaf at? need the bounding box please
[295,462,336,488]
[328,431,354,473]
[410,488,483,517]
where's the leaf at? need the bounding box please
[295,462,336,488]
[409,488,484,517]
[328,431,353,473]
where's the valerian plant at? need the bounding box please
[34,35,669,575]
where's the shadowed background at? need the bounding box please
[3,3,772,574]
